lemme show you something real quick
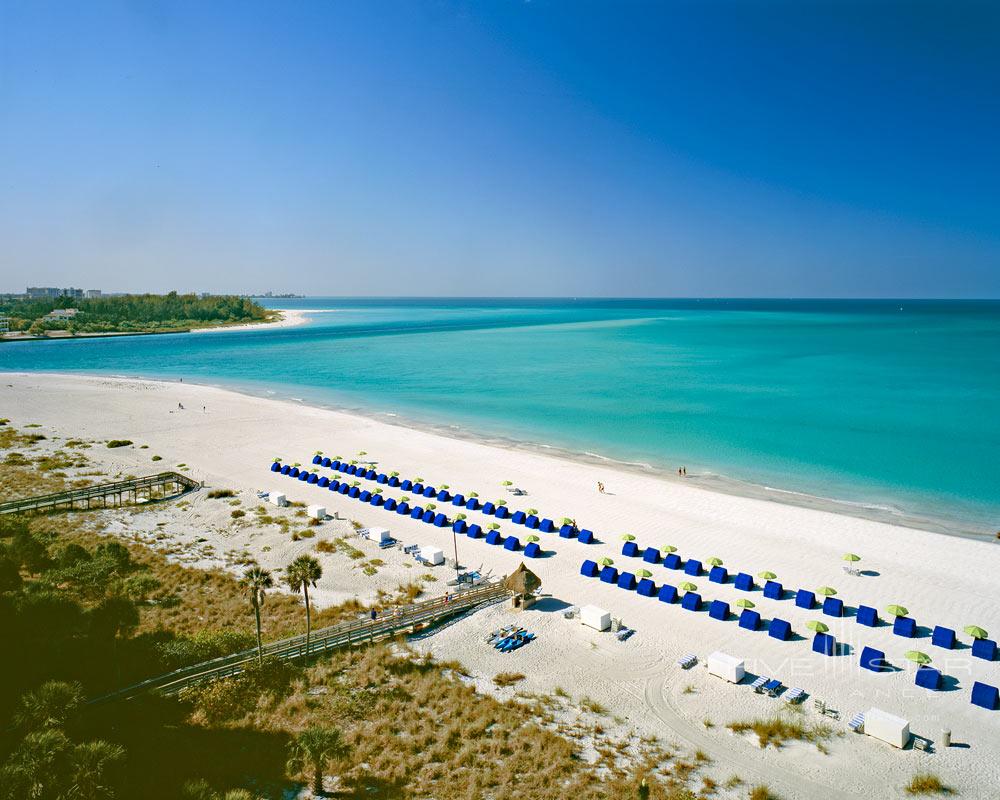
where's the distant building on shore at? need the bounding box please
[0,315,9,333]
[44,308,80,322]
[85,289,102,299]
[27,286,85,299]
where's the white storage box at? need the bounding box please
[580,604,611,631]
[367,527,392,545]
[307,504,326,520]
[420,545,444,566]
[864,707,910,748]
[268,491,286,507]
[707,651,745,683]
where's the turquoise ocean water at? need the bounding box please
[2,298,998,535]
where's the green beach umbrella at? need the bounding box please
[842,553,861,562]
[679,582,698,593]
[817,586,838,596]
[636,569,653,578]
[904,651,932,665]
[526,535,540,543]
[735,599,755,609]
[885,605,909,618]
[964,626,989,640]
[598,557,614,566]
[661,545,678,554]
[706,557,724,567]
[806,620,829,633]
[621,534,636,541]
[757,571,777,580]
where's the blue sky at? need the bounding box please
[1,1,998,297]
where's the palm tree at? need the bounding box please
[14,680,84,731]
[285,555,322,659]
[239,566,273,664]
[287,726,350,797]
[66,739,126,800]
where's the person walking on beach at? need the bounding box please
[597,481,605,494]
[370,608,377,623]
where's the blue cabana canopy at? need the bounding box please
[642,547,660,564]
[400,479,413,490]
[681,592,702,611]
[485,530,502,545]
[812,632,835,656]
[599,566,618,583]
[376,473,388,483]
[338,483,350,495]
[860,646,887,672]
[388,476,400,487]
[421,510,436,524]
[280,464,291,475]
[708,600,730,621]
[931,626,956,649]
[856,605,879,627]
[297,472,309,481]
[312,455,322,465]
[433,513,448,527]
[580,559,599,578]
[893,616,917,638]
[915,666,942,691]
[525,515,540,529]
[331,461,342,471]
[467,524,483,538]
[412,483,425,495]
[622,541,639,558]
[971,681,999,710]
[436,489,451,501]
[684,559,702,576]
[318,477,330,487]
[972,638,997,661]
[359,490,372,501]
[383,498,397,510]
[794,589,815,609]
[451,494,466,506]
[329,480,341,491]
[768,618,791,641]
[763,580,783,600]
[558,524,577,538]
[658,584,678,603]
[409,506,424,519]
[511,510,527,524]
[422,486,436,497]
[395,502,410,514]
[637,578,656,597]
[452,519,467,533]
[822,597,844,617]
[524,542,541,558]
[503,536,520,551]
[365,469,377,480]
[307,474,319,484]
[370,495,384,506]
[617,572,637,590]
[466,498,480,510]
[321,457,332,467]
[739,609,761,631]
[709,566,728,584]
[539,518,555,533]
[494,506,509,519]
[270,462,282,472]
[348,487,360,498]
[481,502,497,515]
[734,572,754,592]
[348,465,360,475]
[663,553,682,570]
[578,529,595,544]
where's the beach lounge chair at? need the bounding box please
[893,616,917,638]
[860,646,887,672]
[931,626,956,649]
[812,632,835,656]
[734,572,754,592]
[637,578,656,597]
[617,571,637,590]
[843,565,862,576]
[913,737,929,752]
[539,518,555,533]
[856,605,879,627]
[709,566,728,584]
[684,559,702,576]
[763,580,783,600]
[971,681,999,710]
[658,584,678,604]
[750,676,768,693]
[971,638,997,662]
[622,541,639,557]
[915,666,942,691]
[708,600,729,621]
[642,547,660,564]
[784,687,804,704]
[848,712,865,733]
[768,619,791,641]
[663,553,682,570]
[738,609,761,631]
[822,597,844,617]
[577,529,595,544]
[599,566,619,584]
[681,592,702,611]
[580,559,599,578]
[677,653,698,669]
[616,627,634,642]
[794,589,815,610]
[763,679,782,697]
[524,542,541,558]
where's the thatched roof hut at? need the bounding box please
[504,563,542,609]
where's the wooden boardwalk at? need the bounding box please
[92,581,510,703]
[0,471,200,515]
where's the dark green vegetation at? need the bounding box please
[0,292,271,335]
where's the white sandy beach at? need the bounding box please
[187,307,319,333]
[3,372,998,799]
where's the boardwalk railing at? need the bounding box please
[0,471,200,515]
[92,581,510,704]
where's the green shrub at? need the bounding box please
[106,439,133,448]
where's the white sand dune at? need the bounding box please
[3,372,998,799]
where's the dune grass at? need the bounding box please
[905,773,953,795]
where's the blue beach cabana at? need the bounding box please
[436,489,451,501]
[539,518,555,533]
[578,529,595,544]
[376,473,388,483]
[348,487,361,498]
[642,547,660,564]
[452,519,467,534]
[709,566,728,584]
[343,465,355,475]
[422,486,436,498]
[270,461,281,472]
[617,572,637,591]
[383,498,397,511]
[681,592,702,611]
[370,494,384,506]
[658,584,678,604]
[400,479,413,490]
[822,597,844,617]
[409,506,423,519]
[280,464,291,475]
[421,510,436,524]
[856,605,879,627]
[338,483,350,495]
[684,559,702,576]
[734,572,754,592]
[331,460,342,471]
[972,638,997,661]
[559,524,577,538]
[812,632,835,656]
[524,542,541,558]
[763,580,783,600]
[511,511,527,524]
[768,618,791,641]
[321,457,331,467]
[622,541,639,558]
[318,477,330,487]
[308,474,319,484]
[931,626,956,649]
[451,493,465,506]
[481,502,497,515]
[971,681,999,710]
[494,506,509,519]
[412,483,425,495]
[328,480,340,491]
[860,646,887,672]
[365,469,377,480]
[663,553,682,570]
[485,530,503,545]
[388,476,401,487]
[465,497,480,511]
[359,490,372,502]
[433,513,448,527]
[503,535,520,551]
[312,455,322,465]
[708,600,729,621]
[525,515,540,529]
[395,501,410,514]
[599,565,619,584]
[795,589,815,610]
[297,471,309,481]
[466,524,483,539]
[637,578,656,597]
[915,666,942,691]
[580,559,599,578]
[893,616,917,638]
[739,609,761,631]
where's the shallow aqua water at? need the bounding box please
[3,298,998,532]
